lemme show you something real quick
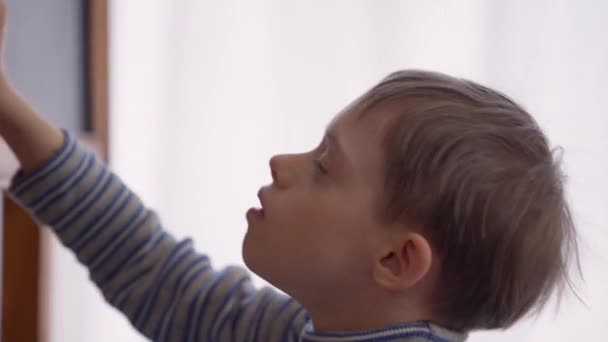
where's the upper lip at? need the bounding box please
[257,187,266,210]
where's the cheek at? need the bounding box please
[243,190,335,277]
[243,187,377,287]
[269,188,325,231]
[320,194,380,266]
[241,191,320,280]
[270,187,373,249]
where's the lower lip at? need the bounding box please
[246,207,265,222]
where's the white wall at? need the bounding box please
[44,1,608,341]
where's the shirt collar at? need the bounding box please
[300,321,467,342]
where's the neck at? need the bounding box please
[305,292,434,332]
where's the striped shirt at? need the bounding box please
[8,132,466,342]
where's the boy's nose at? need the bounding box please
[269,154,296,188]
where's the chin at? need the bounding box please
[242,233,284,288]
[242,231,266,275]
[241,231,256,269]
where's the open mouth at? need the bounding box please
[246,207,264,221]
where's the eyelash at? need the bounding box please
[313,158,328,174]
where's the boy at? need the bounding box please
[0,4,577,342]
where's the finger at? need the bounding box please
[0,2,6,31]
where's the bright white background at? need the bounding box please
[43,1,607,341]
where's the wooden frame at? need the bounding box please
[87,0,109,162]
[1,195,40,342]
[0,1,109,341]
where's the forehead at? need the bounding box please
[327,101,393,186]
[330,95,400,130]
[328,99,396,148]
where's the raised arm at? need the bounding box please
[0,4,64,172]
[0,3,306,341]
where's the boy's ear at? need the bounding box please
[373,232,433,291]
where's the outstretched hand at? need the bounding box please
[0,1,65,173]
[0,2,7,78]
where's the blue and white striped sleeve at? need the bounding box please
[8,132,308,341]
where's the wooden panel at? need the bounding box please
[88,0,110,161]
[2,194,39,342]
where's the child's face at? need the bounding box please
[243,101,393,309]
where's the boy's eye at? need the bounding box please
[313,159,329,175]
